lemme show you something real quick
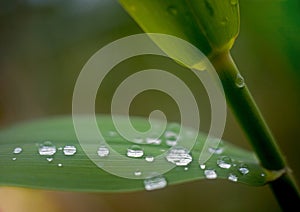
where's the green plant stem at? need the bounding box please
[211,52,300,210]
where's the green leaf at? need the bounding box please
[119,0,240,56]
[0,115,274,192]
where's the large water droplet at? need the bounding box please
[166,146,192,166]
[13,147,22,154]
[127,145,144,158]
[204,169,217,179]
[228,173,238,182]
[208,147,223,155]
[63,145,77,156]
[145,155,154,162]
[38,141,56,156]
[235,73,245,88]
[144,175,167,191]
[97,146,110,157]
[217,156,232,169]
[238,164,249,175]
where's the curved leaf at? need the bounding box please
[119,0,240,56]
[0,115,271,192]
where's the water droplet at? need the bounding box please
[165,131,178,146]
[13,147,22,154]
[145,155,154,162]
[167,6,178,15]
[261,173,265,177]
[144,175,167,191]
[38,141,56,156]
[200,164,206,170]
[63,145,77,156]
[12,157,17,161]
[228,173,238,182]
[146,138,161,145]
[217,156,232,169]
[220,17,229,26]
[46,158,53,162]
[134,170,142,176]
[208,147,223,154]
[97,146,110,157]
[230,0,238,6]
[127,145,144,158]
[204,169,217,179]
[184,167,189,171]
[165,146,192,166]
[58,163,63,167]
[58,147,63,151]
[238,164,249,175]
[235,73,245,88]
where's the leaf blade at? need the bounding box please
[0,115,271,192]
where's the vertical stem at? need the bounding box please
[211,51,300,210]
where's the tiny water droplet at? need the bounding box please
[167,6,178,15]
[38,141,56,156]
[204,169,217,179]
[46,158,53,162]
[144,175,167,191]
[228,173,238,182]
[13,147,22,154]
[166,146,192,166]
[127,145,144,158]
[12,157,17,161]
[63,145,77,156]
[238,164,249,175]
[235,73,245,88]
[146,138,161,145]
[261,173,265,177]
[145,155,154,162]
[165,131,178,146]
[208,147,223,154]
[217,156,232,169]
[230,0,238,6]
[58,147,63,151]
[200,164,206,170]
[97,146,110,157]
[184,167,189,171]
[134,170,142,176]
[220,17,229,26]
[58,163,63,167]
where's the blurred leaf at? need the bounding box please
[119,0,240,56]
[0,115,277,192]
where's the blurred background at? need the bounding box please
[0,0,299,211]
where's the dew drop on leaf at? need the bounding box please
[144,175,167,191]
[217,156,232,169]
[38,141,56,156]
[127,145,144,158]
[13,147,22,154]
[204,169,217,179]
[97,146,110,157]
[165,146,192,166]
[63,145,77,156]
[228,173,238,182]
